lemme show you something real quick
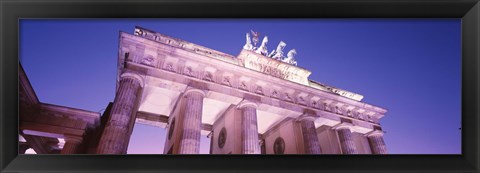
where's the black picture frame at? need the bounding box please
[1,0,479,173]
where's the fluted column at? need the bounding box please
[299,118,322,154]
[178,89,205,154]
[334,124,358,154]
[367,130,388,154]
[238,101,261,154]
[96,72,143,154]
[61,135,82,154]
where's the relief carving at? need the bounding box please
[298,96,306,105]
[165,63,175,72]
[285,93,292,102]
[240,82,248,90]
[271,90,278,98]
[323,103,329,111]
[203,72,213,82]
[358,114,365,120]
[255,86,263,95]
[141,56,155,66]
[311,100,317,107]
[354,112,360,119]
[184,66,194,77]
[335,106,342,114]
[222,76,231,86]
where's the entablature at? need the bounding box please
[125,60,385,129]
[38,103,101,129]
[118,29,388,126]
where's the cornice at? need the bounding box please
[120,71,146,88]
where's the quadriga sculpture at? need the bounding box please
[243,33,253,51]
[255,36,269,56]
[268,41,286,60]
[283,49,297,66]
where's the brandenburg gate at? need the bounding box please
[19,26,388,154]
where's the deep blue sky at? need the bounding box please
[20,19,461,154]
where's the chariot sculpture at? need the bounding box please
[243,30,298,66]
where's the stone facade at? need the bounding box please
[19,26,388,154]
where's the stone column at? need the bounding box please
[367,130,388,154]
[96,72,143,154]
[178,89,205,154]
[299,118,322,154]
[238,101,261,154]
[334,124,359,154]
[61,135,82,154]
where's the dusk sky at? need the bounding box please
[20,19,461,154]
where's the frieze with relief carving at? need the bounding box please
[222,76,231,86]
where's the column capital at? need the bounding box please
[237,100,258,109]
[296,113,318,122]
[331,122,354,131]
[365,130,385,137]
[184,87,207,97]
[120,72,145,88]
